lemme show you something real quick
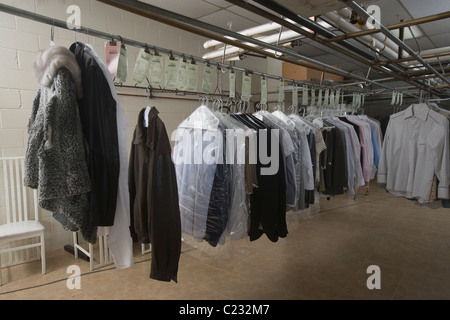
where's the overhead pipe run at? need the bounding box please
[402,46,450,67]
[0,2,348,92]
[99,0,440,96]
[0,2,440,100]
[98,0,394,87]
[325,10,450,43]
[251,0,376,61]
[344,0,450,86]
[322,9,401,63]
[224,0,441,95]
[330,8,450,67]
[375,50,450,66]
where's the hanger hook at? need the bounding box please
[50,20,55,42]
[146,85,153,106]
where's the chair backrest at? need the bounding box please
[1,157,39,225]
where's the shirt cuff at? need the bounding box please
[377,172,387,184]
[438,185,450,200]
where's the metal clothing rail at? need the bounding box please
[0,3,334,90]
[98,0,420,98]
[0,2,415,98]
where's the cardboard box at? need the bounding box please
[282,60,343,83]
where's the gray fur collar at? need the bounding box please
[33,45,83,98]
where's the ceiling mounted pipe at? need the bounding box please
[376,50,450,66]
[97,0,425,93]
[95,0,442,96]
[344,0,450,86]
[322,10,400,62]
[224,0,440,95]
[332,7,447,68]
[325,10,450,43]
[251,0,376,61]
[97,0,383,81]
[403,46,450,67]
[334,8,404,59]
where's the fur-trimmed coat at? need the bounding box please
[24,45,97,244]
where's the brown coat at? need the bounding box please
[129,107,181,282]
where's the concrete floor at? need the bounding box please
[1,185,450,300]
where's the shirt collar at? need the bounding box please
[404,104,429,121]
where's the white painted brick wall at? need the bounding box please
[0,0,267,254]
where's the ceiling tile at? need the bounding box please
[428,34,450,48]
[198,9,260,31]
[293,44,327,56]
[202,0,234,9]
[275,0,358,17]
[138,0,221,19]
[418,19,450,37]
[403,36,435,51]
[399,0,450,19]
[226,5,272,25]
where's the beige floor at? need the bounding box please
[1,185,450,300]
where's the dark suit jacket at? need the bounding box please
[129,107,181,282]
[70,42,120,227]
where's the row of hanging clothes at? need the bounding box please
[172,97,384,249]
[307,104,383,198]
[377,101,450,209]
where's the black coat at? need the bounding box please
[70,42,120,227]
[129,107,181,283]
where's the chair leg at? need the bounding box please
[72,232,78,259]
[40,234,46,275]
[89,243,94,271]
[0,252,2,286]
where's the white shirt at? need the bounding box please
[378,103,450,203]
[86,44,134,269]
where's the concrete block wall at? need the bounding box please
[0,0,268,252]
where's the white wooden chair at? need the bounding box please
[141,243,151,255]
[0,157,46,285]
[72,231,114,271]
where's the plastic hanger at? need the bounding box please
[178,96,219,130]
[143,85,152,127]
[49,22,55,46]
[272,105,295,130]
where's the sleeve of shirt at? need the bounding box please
[377,118,392,185]
[128,131,138,241]
[433,120,450,199]
[302,140,315,191]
